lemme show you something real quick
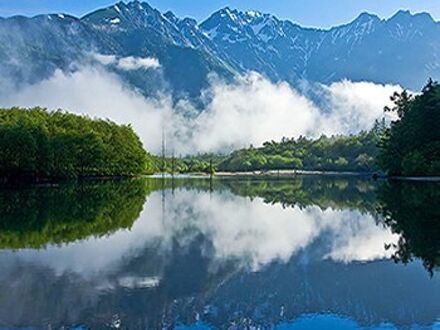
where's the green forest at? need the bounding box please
[216,126,382,173]
[378,80,440,176]
[0,107,152,181]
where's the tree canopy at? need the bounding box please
[217,125,384,173]
[378,80,440,176]
[0,107,153,180]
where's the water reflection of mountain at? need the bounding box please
[0,238,438,329]
[0,177,438,329]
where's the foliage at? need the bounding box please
[0,107,152,180]
[151,153,225,174]
[181,153,224,174]
[217,124,385,173]
[378,80,440,176]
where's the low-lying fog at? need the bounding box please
[0,56,401,154]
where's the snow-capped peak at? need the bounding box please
[200,6,281,43]
[218,7,240,22]
[246,10,262,18]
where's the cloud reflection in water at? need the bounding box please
[2,188,398,275]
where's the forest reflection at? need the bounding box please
[0,179,149,249]
[0,176,438,329]
[217,177,439,273]
[0,176,438,273]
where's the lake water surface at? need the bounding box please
[0,177,439,329]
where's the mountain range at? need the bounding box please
[1,1,440,98]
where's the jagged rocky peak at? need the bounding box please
[217,7,240,21]
[352,12,381,24]
[387,9,436,27]
[200,6,239,30]
[245,10,263,18]
[203,6,275,25]
[199,6,282,42]
[111,1,127,13]
[125,0,155,13]
[164,10,198,27]
[108,0,153,13]
[180,17,198,28]
[82,0,158,26]
[81,2,123,25]
[389,9,414,22]
[327,11,380,41]
[164,10,179,24]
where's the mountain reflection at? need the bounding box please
[0,177,438,329]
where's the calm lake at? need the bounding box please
[0,177,439,329]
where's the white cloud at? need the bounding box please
[92,53,117,66]
[167,73,401,153]
[92,53,161,71]
[187,73,321,151]
[117,56,161,70]
[318,80,400,135]
[0,67,401,154]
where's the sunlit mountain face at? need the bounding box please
[0,177,438,329]
[1,1,440,100]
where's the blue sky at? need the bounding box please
[0,0,439,28]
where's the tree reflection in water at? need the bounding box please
[377,181,440,275]
[0,176,438,329]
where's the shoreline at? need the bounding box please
[0,175,144,187]
[389,176,440,182]
[151,171,440,182]
[214,170,372,178]
[213,171,440,182]
[1,171,439,186]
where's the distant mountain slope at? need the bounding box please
[0,1,439,98]
[200,8,440,89]
[0,1,237,98]
[0,14,110,85]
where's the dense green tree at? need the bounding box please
[0,107,152,180]
[217,126,383,173]
[379,80,440,176]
